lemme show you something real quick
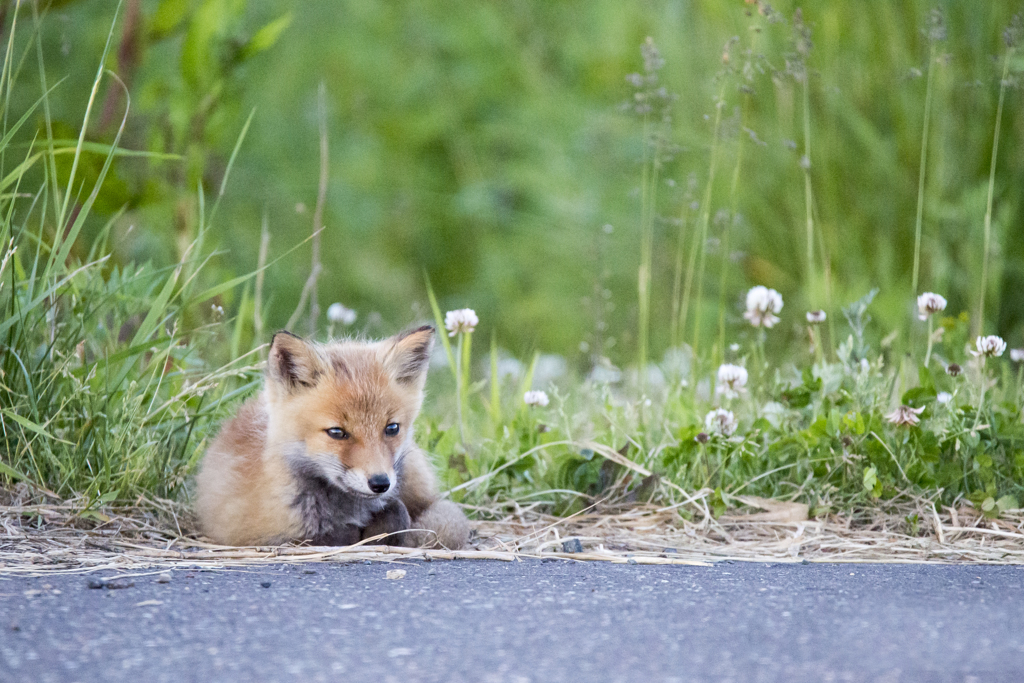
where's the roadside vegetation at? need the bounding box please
[2,2,1023,537]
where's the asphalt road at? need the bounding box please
[1,559,1023,683]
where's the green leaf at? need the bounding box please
[862,466,879,497]
[424,273,457,382]
[918,363,936,392]
[151,0,193,39]
[0,460,30,483]
[29,140,182,160]
[801,366,822,391]
[181,0,237,88]
[981,496,996,512]
[914,430,941,463]
[0,409,73,445]
[901,386,936,408]
[996,495,1019,513]
[239,12,293,61]
[843,411,866,435]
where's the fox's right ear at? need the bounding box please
[268,331,325,391]
[383,325,434,387]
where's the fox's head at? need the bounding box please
[263,325,434,498]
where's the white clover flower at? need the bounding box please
[936,392,952,405]
[523,390,549,407]
[743,286,784,328]
[886,404,925,427]
[704,408,738,436]
[326,302,357,326]
[1011,348,1024,363]
[715,363,748,399]
[444,308,479,337]
[971,335,1006,358]
[916,292,947,321]
[806,310,826,324]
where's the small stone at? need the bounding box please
[156,572,172,584]
[363,560,372,565]
[385,569,407,581]
[9,624,19,632]
[104,579,135,590]
[301,568,317,575]
[427,567,437,576]
[561,539,583,554]
[627,558,638,565]
[662,547,678,554]
[260,581,272,588]
[87,579,105,589]
[541,557,559,563]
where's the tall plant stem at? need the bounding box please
[800,69,816,305]
[972,358,987,433]
[254,210,270,341]
[924,316,934,368]
[688,84,726,358]
[717,100,748,366]
[634,116,667,395]
[669,203,692,351]
[1016,364,1023,407]
[455,334,466,445]
[637,115,661,395]
[977,47,1013,334]
[911,44,936,305]
[308,82,329,337]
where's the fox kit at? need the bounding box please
[195,325,469,549]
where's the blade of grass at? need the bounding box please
[57,0,123,231]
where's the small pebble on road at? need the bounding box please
[562,538,583,553]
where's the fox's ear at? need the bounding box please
[268,331,326,390]
[384,325,434,386]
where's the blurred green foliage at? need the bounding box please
[18,0,1024,365]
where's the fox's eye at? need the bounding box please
[384,423,400,437]
[325,427,349,440]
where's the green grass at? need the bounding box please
[2,3,1024,532]
[0,6,261,504]
[424,297,1024,521]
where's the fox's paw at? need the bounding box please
[361,499,413,547]
[410,500,470,550]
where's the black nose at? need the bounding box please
[367,474,391,494]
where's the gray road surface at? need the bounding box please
[1,559,1023,683]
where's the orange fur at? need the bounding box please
[195,327,469,549]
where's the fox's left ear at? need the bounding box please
[384,325,434,386]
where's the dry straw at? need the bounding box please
[5,493,1024,577]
